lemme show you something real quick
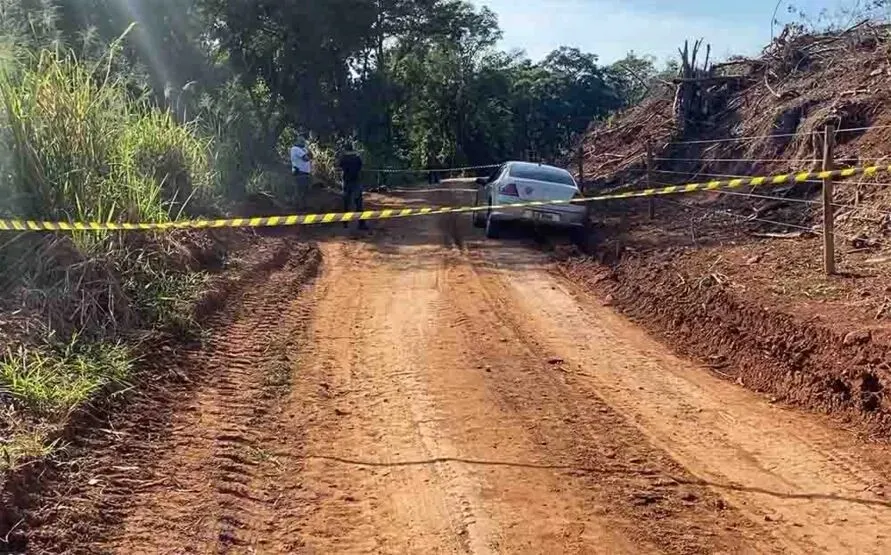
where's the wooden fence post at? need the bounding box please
[822,122,836,275]
[578,145,585,186]
[646,140,655,219]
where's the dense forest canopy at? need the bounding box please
[0,0,669,175]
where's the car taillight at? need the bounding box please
[500,182,519,196]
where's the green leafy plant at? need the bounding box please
[0,337,132,418]
[0,43,215,242]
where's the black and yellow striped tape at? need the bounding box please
[586,165,876,200]
[0,165,881,232]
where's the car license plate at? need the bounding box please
[523,210,559,222]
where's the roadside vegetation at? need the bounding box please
[0,20,220,470]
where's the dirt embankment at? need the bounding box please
[560,244,891,436]
[562,24,891,435]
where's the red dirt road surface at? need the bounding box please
[13,183,891,553]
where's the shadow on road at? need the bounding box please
[304,454,891,510]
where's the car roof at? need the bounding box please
[505,161,570,173]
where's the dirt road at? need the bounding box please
[22,184,891,553]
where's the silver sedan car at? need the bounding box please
[473,161,589,239]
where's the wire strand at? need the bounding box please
[654,169,764,178]
[661,197,820,233]
[653,168,842,184]
[368,163,501,174]
[831,200,891,220]
[590,153,646,166]
[835,124,891,134]
[719,192,864,214]
[654,180,871,213]
[704,189,823,206]
[661,123,891,147]
[663,196,872,243]
[653,157,818,164]
[841,181,891,187]
[665,131,816,146]
[653,169,821,181]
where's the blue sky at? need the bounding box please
[474,1,854,64]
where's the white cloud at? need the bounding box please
[477,0,768,64]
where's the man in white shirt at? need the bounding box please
[289,138,313,210]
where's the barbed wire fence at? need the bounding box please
[576,122,891,275]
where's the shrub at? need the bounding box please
[0,26,246,475]
[0,43,220,336]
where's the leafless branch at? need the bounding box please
[763,71,782,98]
[614,63,652,96]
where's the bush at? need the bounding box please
[0,43,224,471]
[0,43,220,336]
[0,21,276,475]
[119,251,209,338]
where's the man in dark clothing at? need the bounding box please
[338,144,366,230]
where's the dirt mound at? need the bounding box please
[577,22,891,244]
[563,24,891,435]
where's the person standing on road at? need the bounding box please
[338,142,367,230]
[290,138,313,211]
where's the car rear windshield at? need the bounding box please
[509,165,575,186]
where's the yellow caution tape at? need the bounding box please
[0,165,881,232]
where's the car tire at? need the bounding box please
[485,211,500,239]
[571,224,593,253]
[472,191,486,228]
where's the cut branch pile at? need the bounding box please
[573,20,891,247]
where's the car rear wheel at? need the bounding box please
[472,189,486,228]
[571,219,594,252]
[485,210,500,239]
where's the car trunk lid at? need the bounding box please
[510,177,578,202]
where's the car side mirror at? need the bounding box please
[475,177,487,186]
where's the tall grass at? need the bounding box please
[0,41,219,337]
[0,337,130,471]
[0,45,214,235]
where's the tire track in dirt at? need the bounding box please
[17,238,320,554]
[14,182,891,553]
[434,249,765,554]
[284,180,890,553]
[466,243,891,554]
[106,242,320,552]
[281,239,481,553]
[280,209,765,553]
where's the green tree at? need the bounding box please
[0,0,649,178]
